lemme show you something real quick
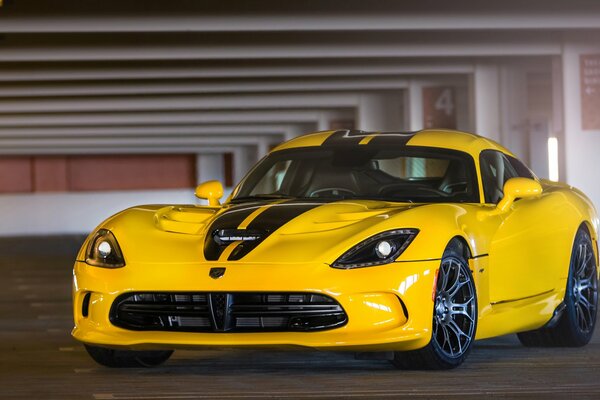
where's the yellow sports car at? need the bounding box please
[72,129,599,369]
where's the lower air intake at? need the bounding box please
[110,292,347,332]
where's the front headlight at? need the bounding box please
[85,229,126,268]
[331,229,419,269]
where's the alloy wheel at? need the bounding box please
[432,256,477,358]
[572,241,598,334]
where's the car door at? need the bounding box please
[482,151,558,303]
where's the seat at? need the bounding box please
[304,165,360,197]
[438,160,467,194]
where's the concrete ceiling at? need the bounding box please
[1,0,599,155]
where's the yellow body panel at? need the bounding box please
[72,129,599,351]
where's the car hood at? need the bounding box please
[101,199,446,265]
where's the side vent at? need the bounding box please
[82,292,91,318]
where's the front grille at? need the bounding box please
[110,292,348,332]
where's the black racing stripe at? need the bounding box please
[227,201,322,261]
[203,203,265,261]
[321,130,367,147]
[367,132,417,146]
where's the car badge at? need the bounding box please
[213,229,263,245]
[209,267,226,279]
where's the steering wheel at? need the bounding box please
[440,182,468,193]
[309,187,357,198]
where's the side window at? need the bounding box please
[479,151,518,204]
[507,156,536,179]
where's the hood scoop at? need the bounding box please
[154,206,217,235]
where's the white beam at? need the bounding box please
[0,109,355,127]
[0,93,360,113]
[0,63,475,82]
[0,78,411,97]
[0,125,291,138]
[0,135,269,149]
[0,42,561,63]
[1,14,599,33]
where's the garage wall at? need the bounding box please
[562,34,600,213]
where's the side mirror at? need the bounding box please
[195,180,224,207]
[496,177,542,212]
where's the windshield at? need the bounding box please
[232,146,479,203]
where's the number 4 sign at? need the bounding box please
[422,87,457,129]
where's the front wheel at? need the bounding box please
[392,245,477,369]
[85,345,173,368]
[517,226,598,347]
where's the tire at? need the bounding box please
[517,226,598,347]
[392,244,477,369]
[84,344,173,368]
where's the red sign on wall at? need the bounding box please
[422,87,457,129]
[581,54,600,130]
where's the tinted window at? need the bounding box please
[507,156,536,179]
[233,146,480,203]
[479,150,519,204]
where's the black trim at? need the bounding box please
[321,130,418,147]
[321,130,366,146]
[490,289,554,306]
[545,302,566,328]
[233,145,481,204]
[110,291,348,333]
[81,292,91,318]
[394,253,486,264]
[471,253,489,259]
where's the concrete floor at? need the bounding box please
[1,236,599,399]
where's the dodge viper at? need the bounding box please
[72,129,599,369]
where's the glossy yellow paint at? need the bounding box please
[72,129,599,351]
[195,180,224,206]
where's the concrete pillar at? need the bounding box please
[257,137,270,160]
[317,112,330,131]
[472,63,502,142]
[196,153,224,185]
[498,64,528,160]
[357,93,404,131]
[283,125,305,141]
[233,146,256,184]
[406,81,424,131]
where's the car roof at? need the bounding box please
[271,129,514,159]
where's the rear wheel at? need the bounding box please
[85,344,173,368]
[392,245,477,369]
[517,227,598,347]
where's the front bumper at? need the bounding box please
[72,259,438,352]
